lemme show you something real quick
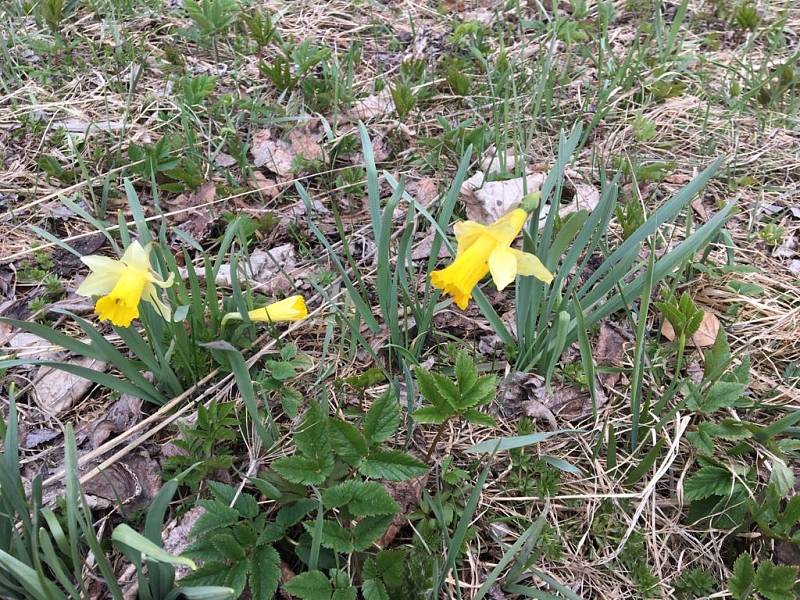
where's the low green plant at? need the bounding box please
[728,554,798,600]
[673,568,717,599]
[412,351,497,459]
[0,389,233,600]
[162,399,239,490]
[254,342,310,418]
[758,223,785,246]
[391,82,416,119]
[184,0,239,60]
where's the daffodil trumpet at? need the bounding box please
[221,295,308,325]
[77,241,175,328]
[430,208,552,310]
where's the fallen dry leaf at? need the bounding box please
[461,171,546,223]
[691,197,711,221]
[81,451,161,510]
[501,371,606,426]
[214,152,237,167]
[251,129,295,176]
[87,393,143,448]
[594,322,631,387]
[163,506,205,578]
[410,177,438,206]
[377,474,428,548]
[250,171,281,201]
[348,90,395,121]
[661,310,720,348]
[35,356,108,415]
[288,127,324,162]
[167,181,216,240]
[183,244,298,294]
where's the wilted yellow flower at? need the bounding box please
[222,295,308,325]
[77,241,174,327]
[430,208,552,309]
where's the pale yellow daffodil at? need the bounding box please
[222,295,308,325]
[430,208,552,309]
[76,241,175,327]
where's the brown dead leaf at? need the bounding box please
[661,310,720,348]
[411,230,449,261]
[183,244,298,294]
[461,171,546,223]
[348,90,395,121]
[81,451,161,510]
[289,127,324,162]
[377,475,428,548]
[250,171,281,201]
[88,393,143,448]
[691,197,711,222]
[594,322,631,387]
[664,172,693,185]
[163,506,204,578]
[35,357,107,415]
[251,129,294,176]
[502,371,606,426]
[410,177,438,206]
[166,181,216,241]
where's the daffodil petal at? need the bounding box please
[510,249,553,284]
[487,208,528,246]
[148,271,175,289]
[77,255,125,297]
[121,241,150,270]
[143,284,172,321]
[488,246,519,290]
[453,221,486,256]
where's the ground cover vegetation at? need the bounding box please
[0,0,799,598]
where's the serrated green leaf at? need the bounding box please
[462,408,496,427]
[352,515,393,551]
[284,570,332,600]
[412,405,452,424]
[459,375,497,409]
[332,589,357,600]
[694,381,745,413]
[454,351,478,394]
[321,481,399,516]
[431,371,461,408]
[224,560,248,596]
[705,419,753,441]
[686,428,714,455]
[415,368,448,408]
[308,520,354,553]
[329,419,369,464]
[685,465,733,502]
[295,402,330,459]
[193,501,240,537]
[770,459,795,497]
[211,533,245,561]
[358,449,428,481]
[362,578,389,600]
[754,561,797,600]
[266,359,296,381]
[273,454,334,485]
[729,554,756,600]
[781,496,800,530]
[364,390,401,444]
[703,327,731,379]
[182,561,229,587]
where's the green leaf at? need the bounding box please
[686,428,714,455]
[729,554,756,600]
[284,570,332,600]
[684,466,732,502]
[770,459,795,498]
[705,419,753,441]
[415,368,447,408]
[695,381,746,413]
[111,523,197,569]
[362,579,389,600]
[462,409,496,427]
[754,561,797,600]
[332,589,357,600]
[358,449,428,481]
[329,420,369,465]
[312,520,354,553]
[454,351,478,395]
[210,533,245,561]
[459,374,497,409]
[321,481,399,516]
[266,359,296,381]
[273,455,334,486]
[411,405,451,424]
[703,327,731,379]
[193,501,240,537]
[364,390,401,444]
[182,561,229,587]
[295,403,330,459]
[224,560,249,596]
[431,371,461,408]
[352,515,393,551]
[782,496,800,530]
[465,430,564,454]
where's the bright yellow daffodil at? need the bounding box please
[430,208,552,309]
[222,295,308,325]
[77,241,174,327]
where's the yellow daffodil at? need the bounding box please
[77,241,174,327]
[222,295,308,325]
[430,208,552,309]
